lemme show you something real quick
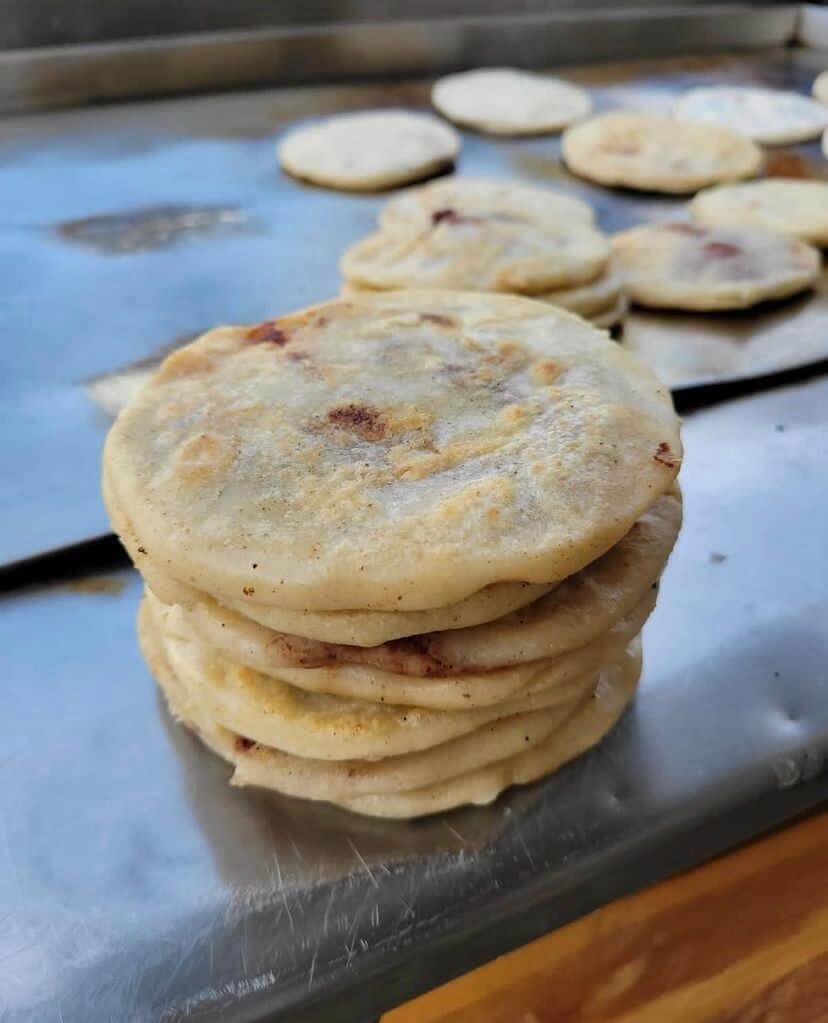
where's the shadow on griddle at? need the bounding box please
[157,690,547,893]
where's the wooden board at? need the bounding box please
[385,811,828,1022]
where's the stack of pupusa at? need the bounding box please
[103,290,682,819]
[341,178,627,331]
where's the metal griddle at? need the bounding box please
[2,28,828,1023]
[1,47,828,568]
[3,374,828,1023]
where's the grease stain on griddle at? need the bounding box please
[56,203,252,254]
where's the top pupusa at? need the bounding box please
[103,291,681,613]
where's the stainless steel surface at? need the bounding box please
[0,0,747,51]
[2,49,827,569]
[3,373,827,1023]
[0,6,799,114]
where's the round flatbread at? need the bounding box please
[342,273,628,329]
[431,68,591,135]
[165,584,654,709]
[103,292,681,613]
[379,177,594,234]
[342,208,609,294]
[340,640,642,817]
[141,597,579,799]
[168,491,676,680]
[562,111,762,194]
[277,110,460,191]
[814,71,828,106]
[141,598,641,816]
[104,458,557,645]
[148,595,599,762]
[674,86,828,146]
[407,488,680,671]
[341,281,628,329]
[613,223,820,311]
[691,179,828,247]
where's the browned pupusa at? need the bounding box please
[103,291,681,613]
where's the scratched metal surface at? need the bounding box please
[2,48,828,569]
[2,372,828,1023]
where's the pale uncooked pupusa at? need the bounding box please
[432,68,591,135]
[691,179,828,247]
[563,111,762,193]
[613,223,820,311]
[674,86,828,145]
[278,110,460,191]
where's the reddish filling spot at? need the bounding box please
[327,404,386,441]
[653,441,678,469]
[432,207,461,225]
[420,313,455,327]
[667,223,705,236]
[703,241,742,259]
[235,736,256,752]
[246,321,289,345]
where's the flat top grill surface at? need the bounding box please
[2,46,828,1023]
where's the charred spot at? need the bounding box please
[667,223,705,236]
[327,404,386,441]
[242,585,255,596]
[419,313,456,327]
[653,441,678,468]
[246,320,290,346]
[235,736,256,752]
[137,546,147,555]
[703,240,742,259]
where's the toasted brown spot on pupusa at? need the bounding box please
[326,404,386,441]
[531,358,563,385]
[247,321,290,346]
[173,432,237,483]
